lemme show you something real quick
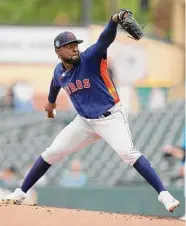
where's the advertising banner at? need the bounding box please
[0,26,89,63]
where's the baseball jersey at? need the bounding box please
[48,19,120,119]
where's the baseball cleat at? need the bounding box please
[158,191,180,212]
[0,188,26,205]
[179,214,186,221]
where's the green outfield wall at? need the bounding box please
[36,186,185,218]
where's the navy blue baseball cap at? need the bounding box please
[54,31,83,49]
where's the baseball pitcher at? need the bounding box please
[1,9,180,212]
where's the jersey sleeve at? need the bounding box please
[48,67,61,103]
[83,19,118,60]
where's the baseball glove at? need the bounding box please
[117,9,144,41]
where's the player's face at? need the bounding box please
[56,42,80,65]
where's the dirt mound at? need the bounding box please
[0,205,184,226]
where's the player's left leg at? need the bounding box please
[93,105,180,212]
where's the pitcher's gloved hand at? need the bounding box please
[116,9,144,41]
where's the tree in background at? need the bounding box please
[0,0,151,25]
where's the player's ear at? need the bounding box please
[55,48,59,54]
[54,48,60,59]
[55,48,61,58]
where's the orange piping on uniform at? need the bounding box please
[100,59,120,103]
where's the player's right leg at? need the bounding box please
[0,115,98,205]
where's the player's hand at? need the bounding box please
[114,8,143,41]
[162,145,173,154]
[117,9,131,21]
[45,101,56,118]
[112,9,131,23]
[112,11,129,22]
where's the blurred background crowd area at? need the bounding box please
[0,0,185,213]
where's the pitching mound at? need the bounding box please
[0,205,184,226]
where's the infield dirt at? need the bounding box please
[0,205,184,226]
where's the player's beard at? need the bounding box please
[63,55,81,66]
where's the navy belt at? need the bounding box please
[98,111,111,119]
